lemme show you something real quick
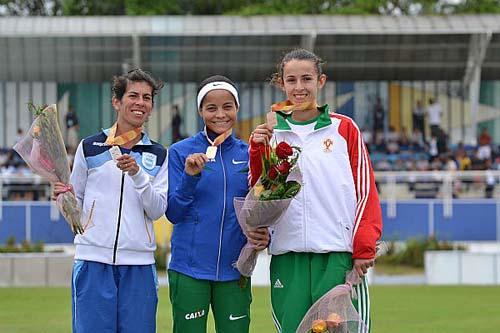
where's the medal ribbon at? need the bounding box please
[271,100,317,114]
[104,123,142,146]
[205,128,233,147]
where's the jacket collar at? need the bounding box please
[274,104,332,131]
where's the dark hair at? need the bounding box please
[270,48,325,87]
[111,68,164,103]
[197,75,238,108]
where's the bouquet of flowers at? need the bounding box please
[233,140,301,280]
[296,270,368,333]
[14,104,84,234]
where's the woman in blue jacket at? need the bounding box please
[166,75,269,333]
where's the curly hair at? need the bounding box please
[111,68,164,104]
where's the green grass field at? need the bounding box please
[1,286,499,332]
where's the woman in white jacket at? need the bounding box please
[53,69,168,333]
[249,49,382,333]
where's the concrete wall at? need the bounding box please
[425,251,500,285]
[0,253,73,287]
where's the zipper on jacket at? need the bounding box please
[112,172,126,264]
[298,137,308,250]
[215,146,227,280]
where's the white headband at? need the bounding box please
[197,81,239,110]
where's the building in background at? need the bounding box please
[1,15,500,147]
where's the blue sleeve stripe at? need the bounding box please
[86,150,113,169]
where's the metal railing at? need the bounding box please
[375,170,500,217]
[1,169,499,206]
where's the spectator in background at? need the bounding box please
[443,154,458,171]
[430,157,443,171]
[361,127,373,148]
[15,128,24,143]
[416,155,430,171]
[375,158,392,171]
[10,128,26,168]
[412,100,426,142]
[171,104,184,143]
[442,154,460,198]
[410,127,425,151]
[399,126,410,149]
[2,126,26,171]
[494,156,500,170]
[484,159,496,199]
[65,106,79,149]
[373,129,386,152]
[455,146,472,171]
[386,125,400,154]
[426,97,442,138]
[436,128,448,155]
[428,135,439,162]
[470,147,485,170]
[0,149,8,166]
[477,127,492,161]
[373,97,385,134]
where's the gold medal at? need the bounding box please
[204,128,232,162]
[206,146,217,160]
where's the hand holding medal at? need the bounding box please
[250,107,279,146]
[105,123,142,176]
[185,153,208,176]
[116,154,139,176]
[204,128,232,162]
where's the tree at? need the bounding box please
[0,0,63,15]
[450,0,500,14]
[62,0,125,15]
[125,0,182,15]
[2,0,500,16]
[226,0,441,16]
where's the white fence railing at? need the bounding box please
[375,170,500,217]
[1,170,500,209]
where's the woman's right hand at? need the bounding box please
[185,153,208,176]
[251,123,273,145]
[51,182,74,200]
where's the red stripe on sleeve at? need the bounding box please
[335,114,382,259]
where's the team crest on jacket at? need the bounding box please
[323,138,333,152]
[142,152,157,170]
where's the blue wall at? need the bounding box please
[381,200,499,241]
[0,200,499,244]
[0,202,74,244]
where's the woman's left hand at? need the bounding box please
[353,258,375,278]
[116,154,140,176]
[247,227,270,251]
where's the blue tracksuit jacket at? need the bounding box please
[166,131,249,281]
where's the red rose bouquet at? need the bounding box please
[252,141,301,201]
[233,140,301,280]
